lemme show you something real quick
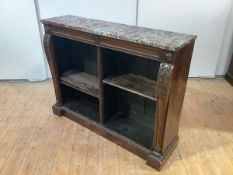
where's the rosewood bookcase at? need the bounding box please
[42,15,196,170]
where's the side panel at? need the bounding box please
[43,33,63,105]
[162,42,195,152]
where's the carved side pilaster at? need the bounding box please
[154,62,174,150]
[43,33,63,105]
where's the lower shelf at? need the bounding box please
[63,96,100,123]
[103,85,156,149]
[55,104,178,171]
[104,112,154,149]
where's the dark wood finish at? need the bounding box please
[51,103,177,170]
[103,86,155,149]
[42,16,196,171]
[97,47,105,123]
[225,53,233,86]
[45,24,166,62]
[103,74,157,101]
[155,62,174,150]
[60,69,99,98]
[161,43,195,152]
[98,36,165,62]
[43,33,63,105]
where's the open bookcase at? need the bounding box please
[52,36,159,149]
[42,15,196,171]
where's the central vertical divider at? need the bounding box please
[97,47,105,124]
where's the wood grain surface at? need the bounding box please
[0,78,232,175]
[103,74,157,101]
[60,69,99,98]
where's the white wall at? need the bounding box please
[37,0,137,25]
[37,0,137,78]
[138,0,232,77]
[0,0,232,80]
[0,0,47,80]
[216,1,233,75]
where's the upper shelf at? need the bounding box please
[41,15,197,52]
[60,69,99,98]
[103,74,157,101]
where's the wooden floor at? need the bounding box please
[0,78,232,175]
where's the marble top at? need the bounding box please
[42,15,197,52]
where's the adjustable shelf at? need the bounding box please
[103,74,157,101]
[42,15,196,171]
[60,69,99,98]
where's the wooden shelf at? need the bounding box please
[103,74,157,101]
[104,111,154,149]
[60,69,99,98]
[64,96,100,122]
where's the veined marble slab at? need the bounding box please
[42,15,196,52]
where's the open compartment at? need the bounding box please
[52,36,99,98]
[102,48,160,101]
[61,84,100,122]
[104,85,156,149]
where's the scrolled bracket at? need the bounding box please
[43,33,63,105]
[154,62,174,150]
[157,63,174,99]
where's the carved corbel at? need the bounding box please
[154,62,174,150]
[43,33,63,105]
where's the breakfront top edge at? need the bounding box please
[41,15,197,52]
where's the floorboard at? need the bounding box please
[0,78,232,175]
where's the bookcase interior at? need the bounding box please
[102,48,160,101]
[53,36,97,76]
[53,36,99,98]
[61,84,100,122]
[104,85,155,149]
[52,36,160,149]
